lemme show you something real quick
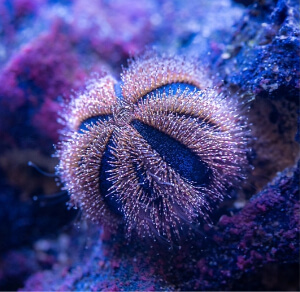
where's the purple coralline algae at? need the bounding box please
[214,0,300,194]
[21,161,299,291]
[0,0,299,291]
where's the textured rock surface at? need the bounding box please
[21,161,299,291]
[213,0,299,193]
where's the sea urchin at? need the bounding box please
[56,54,249,243]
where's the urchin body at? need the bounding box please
[56,54,249,243]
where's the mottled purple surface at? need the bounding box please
[217,0,299,97]
[0,0,299,291]
[21,161,299,291]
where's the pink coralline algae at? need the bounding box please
[21,161,299,291]
[0,25,87,151]
[70,0,155,63]
[0,0,158,153]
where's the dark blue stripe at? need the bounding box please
[131,120,211,187]
[98,135,123,217]
[78,116,112,133]
[114,82,124,101]
[140,83,200,102]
